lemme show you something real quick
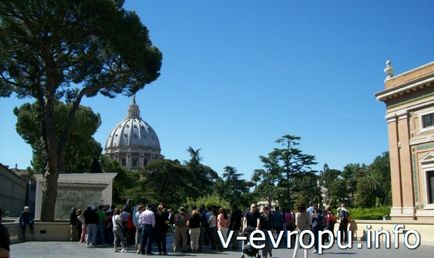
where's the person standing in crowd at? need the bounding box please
[77,209,86,243]
[104,209,114,245]
[306,202,315,216]
[0,209,10,258]
[243,203,260,229]
[173,207,188,252]
[199,205,208,249]
[217,208,230,246]
[311,204,324,254]
[283,208,296,247]
[140,204,155,255]
[18,206,33,240]
[96,205,106,245]
[292,203,311,258]
[272,206,284,236]
[112,208,127,253]
[120,207,130,245]
[207,207,219,250]
[258,206,274,258]
[187,209,201,253]
[69,207,78,241]
[324,206,336,243]
[155,204,169,255]
[338,203,349,244]
[348,215,357,241]
[167,208,175,232]
[229,205,242,249]
[84,206,98,247]
[134,204,144,253]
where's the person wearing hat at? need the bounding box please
[0,208,10,258]
[18,206,33,240]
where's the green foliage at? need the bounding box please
[253,134,318,210]
[320,167,348,207]
[185,147,220,198]
[323,152,391,208]
[349,207,391,220]
[215,166,251,208]
[184,193,230,210]
[139,159,191,208]
[290,172,322,207]
[0,0,162,221]
[14,101,102,173]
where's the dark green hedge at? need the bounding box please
[349,207,391,220]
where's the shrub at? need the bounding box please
[349,207,390,220]
[184,193,230,210]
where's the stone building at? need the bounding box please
[376,61,434,221]
[0,163,27,216]
[104,96,162,169]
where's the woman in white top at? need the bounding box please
[112,208,127,253]
[292,203,312,258]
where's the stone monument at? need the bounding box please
[34,173,117,220]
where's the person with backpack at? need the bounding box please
[338,203,349,244]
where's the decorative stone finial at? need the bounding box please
[384,60,394,80]
[128,95,140,118]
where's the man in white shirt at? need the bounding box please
[139,204,155,255]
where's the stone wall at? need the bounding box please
[0,164,27,216]
[4,221,70,243]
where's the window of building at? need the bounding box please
[132,158,138,168]
[422,113,434,128]
[428,171,434,204]
[121,158,126,166]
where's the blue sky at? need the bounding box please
[1,0,433,179]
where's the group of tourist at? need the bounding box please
[0,201,355,258]
[290,202,353,258]
[69,201,353,257]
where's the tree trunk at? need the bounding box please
[40,163,59,221]
[40,98,60,222]
[40,138,60,221]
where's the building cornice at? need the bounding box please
[376,77,434,102]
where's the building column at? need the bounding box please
[397,111,416,219]
[387,115,403,218]
[126,154,131,169]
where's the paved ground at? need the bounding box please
[10,240,434,258]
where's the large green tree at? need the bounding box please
[14,101,102,173]
[185,147,220,197]
[254,135,317,209]
[320,165,348,207]
[0,0,162,221]
[140,159,191,208]
[217,166,251,208]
